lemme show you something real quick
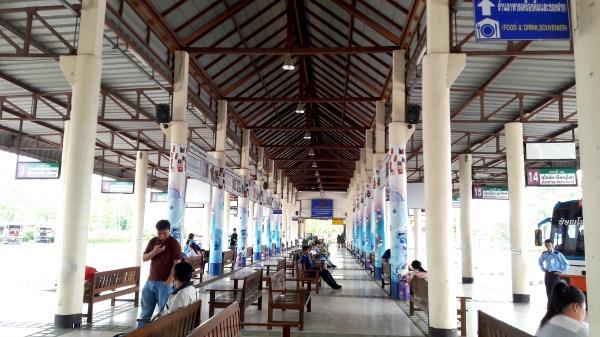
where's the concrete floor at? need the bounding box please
[0,246,552,337]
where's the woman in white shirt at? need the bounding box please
[536,282,588,337]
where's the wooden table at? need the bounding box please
[228,267,262,289]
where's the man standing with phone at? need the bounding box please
[538,239,569,300]
[138,220,181,327]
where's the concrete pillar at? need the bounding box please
[132,151,149,266]
[223,192,231,248]
[573,4,600,330]
[54,0,106,328]
[54,120,70,283]
[266,160,276,256]
[208,100,228,275]
[166,51,189,244]
[459,154,474,284]
[236,129,251,266]
[202,190,212,249]
[387,50,415,300]
[254,148,265,261]
[374,100,386,280]
[364,131,374,270]
[505,122,530,303]
[413,209,421,261]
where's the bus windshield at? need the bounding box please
[550,200,584,259]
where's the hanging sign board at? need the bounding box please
[473,0,570,41]
[311,199,334,218]
[273,209,283,215]
[472,186,509,200]
[526,168,577,186]
[16,162,60,179]
[223,167,244,197]
[101,180,134,194]
[525,142,576,161]
[187,142,219,187]
[150,192,168,202]
[332,218,345,225]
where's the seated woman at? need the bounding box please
[536,282,588,337]
[311,242,337,269]
[156,262,198,318]
[408,260,428,286]
[183,233,202,258]
[300,245,342,289]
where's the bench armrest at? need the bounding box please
[205,288,240,292]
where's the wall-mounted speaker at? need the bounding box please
[406,104,421,124]
[155,103,171,124]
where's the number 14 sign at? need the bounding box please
[526,168,577,187]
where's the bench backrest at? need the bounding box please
[128,300,202,337]
[186,255,204,272]
[382,262,391,278]
[246,246,253,257]
[241,270,262,304]
[369,252,375,265]
[411,277,429,311]
[187,303,241,337]
[270,269,286,292]
[478,310,534,337]
[222,250,235,263]
[276,259,286,272]
[92,266,140,295]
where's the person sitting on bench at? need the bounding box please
[156,261,198,318]
[408,260,427,286]
[300,245,342,289]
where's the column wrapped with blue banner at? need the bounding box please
[388,144,409,299]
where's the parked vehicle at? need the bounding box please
[2,225,23,244]
[34,225,55,243]
[535,200,586,292]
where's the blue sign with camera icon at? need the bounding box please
[473,0,571,41]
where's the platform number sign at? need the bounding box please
[526,168,577,186]
[473,0,571,41]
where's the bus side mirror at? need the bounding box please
[534,229,543,246]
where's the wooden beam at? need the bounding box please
[264,144,361,149]
[226,96,380,103]
[273,158,357,162]
[248,126,368,131]
[331,0,401,45]
[188,46,401,54]
[181,0,253,46]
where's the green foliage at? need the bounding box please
[22,229,34,242]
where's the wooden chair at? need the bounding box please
[185,255,204,283]
[268,270,312,331]
[295,261,321,294]
[83,266,140,323]
[208,270,263,322]
[246,246,254,264]
[477,310,534,337]
[222,250,236,273]
[368,252,375,277]
[126,300,202,337]
[381,261,391,290]
[285,253,298,277]
[262,245,267,259]
[409,277,471,336]
[187,303,298,337]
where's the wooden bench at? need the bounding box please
[268,270,312,330]
[125,300,202,337]
[368,252,375,276]
[478,310,533,337]
[295,261,321,294]
[246,246,254,264]
[262,244,268,259]
[409,277,470,336]
[208,270,263,322]
[381,261,391,290]
[84,266,140,323]
[222,250,236,273]
[187,302,298,337]
[285,253,298,277]
[185,255,204,283]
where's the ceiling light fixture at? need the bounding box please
[314,171,320,176]
[312,161,317,168]
[304,131,311,140]
[308,148,314,156]
[295,103,305,114]
[282,53,295,71]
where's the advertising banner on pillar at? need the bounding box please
[473,0,570,41]
[223,167,244,197]
[377,155,390,187]
[472,186,509,200]
[526,167,577,186]
[187,142,219,187]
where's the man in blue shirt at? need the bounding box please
[538,239,569,299]
[300,246,342,289]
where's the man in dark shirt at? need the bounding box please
[229,228,238,250]
[137,220,182,327]
[300,245,341,289]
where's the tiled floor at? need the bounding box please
[0,247,552,337]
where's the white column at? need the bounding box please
[423,0,466,332]
[573,4,600,330]
[236,128,251,266]
[202,189,212,249]
[459,154,474,283]
[132,151,148,266]
[373,100,386,279]
[413,208,421,260]
[223,192,231,247]
[54,0,106,328]
[208,100,228,275]
[505,122,529,303]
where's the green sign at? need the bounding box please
[472,186,508,200]
[16,162,60,179]
[101,180,134,194]
[527,167,577,186]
